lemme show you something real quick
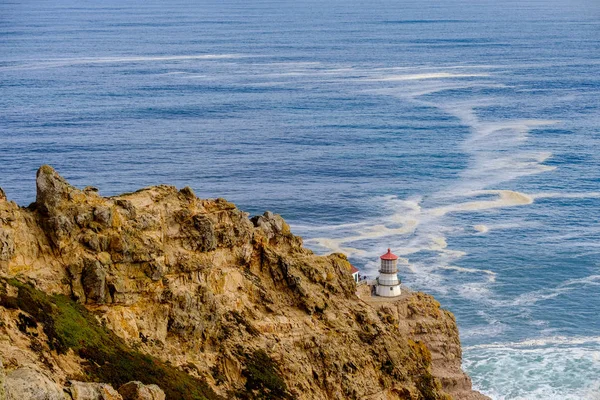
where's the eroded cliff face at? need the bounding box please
[0,166,488,400]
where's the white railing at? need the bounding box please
[377,278,399,286]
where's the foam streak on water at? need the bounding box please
[464,338,600,400]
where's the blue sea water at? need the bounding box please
[1,0,600,398]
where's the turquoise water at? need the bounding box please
[2,1,600,398]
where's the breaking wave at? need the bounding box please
[464,338,600,400]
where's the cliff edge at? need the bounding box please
[0,166,488,400]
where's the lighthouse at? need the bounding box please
[375,248,402,297]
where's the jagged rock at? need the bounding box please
[47,214,74,250]
[35,165,87,250]
[118,382,165,400]
[97,252,112,266]
[0,358,6,400]
[114,200,136,219]
[93,207,112,227]
[74,211,93,228]
[4,367,63,400]
[81,257,106,303]
[178,186,195,200]
[35,165,73,215]
[192,215,216,252]
[250,211,295,246]
[176,211,217,252]
[69,382,122,400]
[0,188,6,202]
[0,166,489,400]
[0,229,14,262]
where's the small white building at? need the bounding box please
[350,265,359,283]
[375,248,402,297]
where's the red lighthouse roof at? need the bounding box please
[380,248,399,260]
[350,265,359,273]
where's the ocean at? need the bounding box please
[1,0,599,398]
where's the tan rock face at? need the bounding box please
[0,358,6,400]
[4,367,64,400]
[118,381,165,400]
[69,382,122,400]
[0,166,489,400]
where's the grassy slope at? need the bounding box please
[0,278,223,400]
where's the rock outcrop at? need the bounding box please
[118,382,165,400]
[4,367,64,400]
[69,382,123,400]
[0,360,6,400]
[0,166,488,400]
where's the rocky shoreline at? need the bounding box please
[0,166,488,400]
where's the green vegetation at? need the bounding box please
[416,372,451,400]
[407,339,451,400]
[0,278,223,400]
[237,349,292,400]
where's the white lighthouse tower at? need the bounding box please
[375,248,402,297]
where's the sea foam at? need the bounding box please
[464,338,600,400]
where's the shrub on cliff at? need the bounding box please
[0,278,222,400]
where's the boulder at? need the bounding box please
[4,367,63,400]
[93,207,112,227]
[81,257,107,303]
[118,381,165,400]
[178,186,196,200]
[35,165,73,215]
[251,211,291,241]
[35,165,82,249]
[69,381,122,400]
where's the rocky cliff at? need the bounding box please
[0,166,488,400]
